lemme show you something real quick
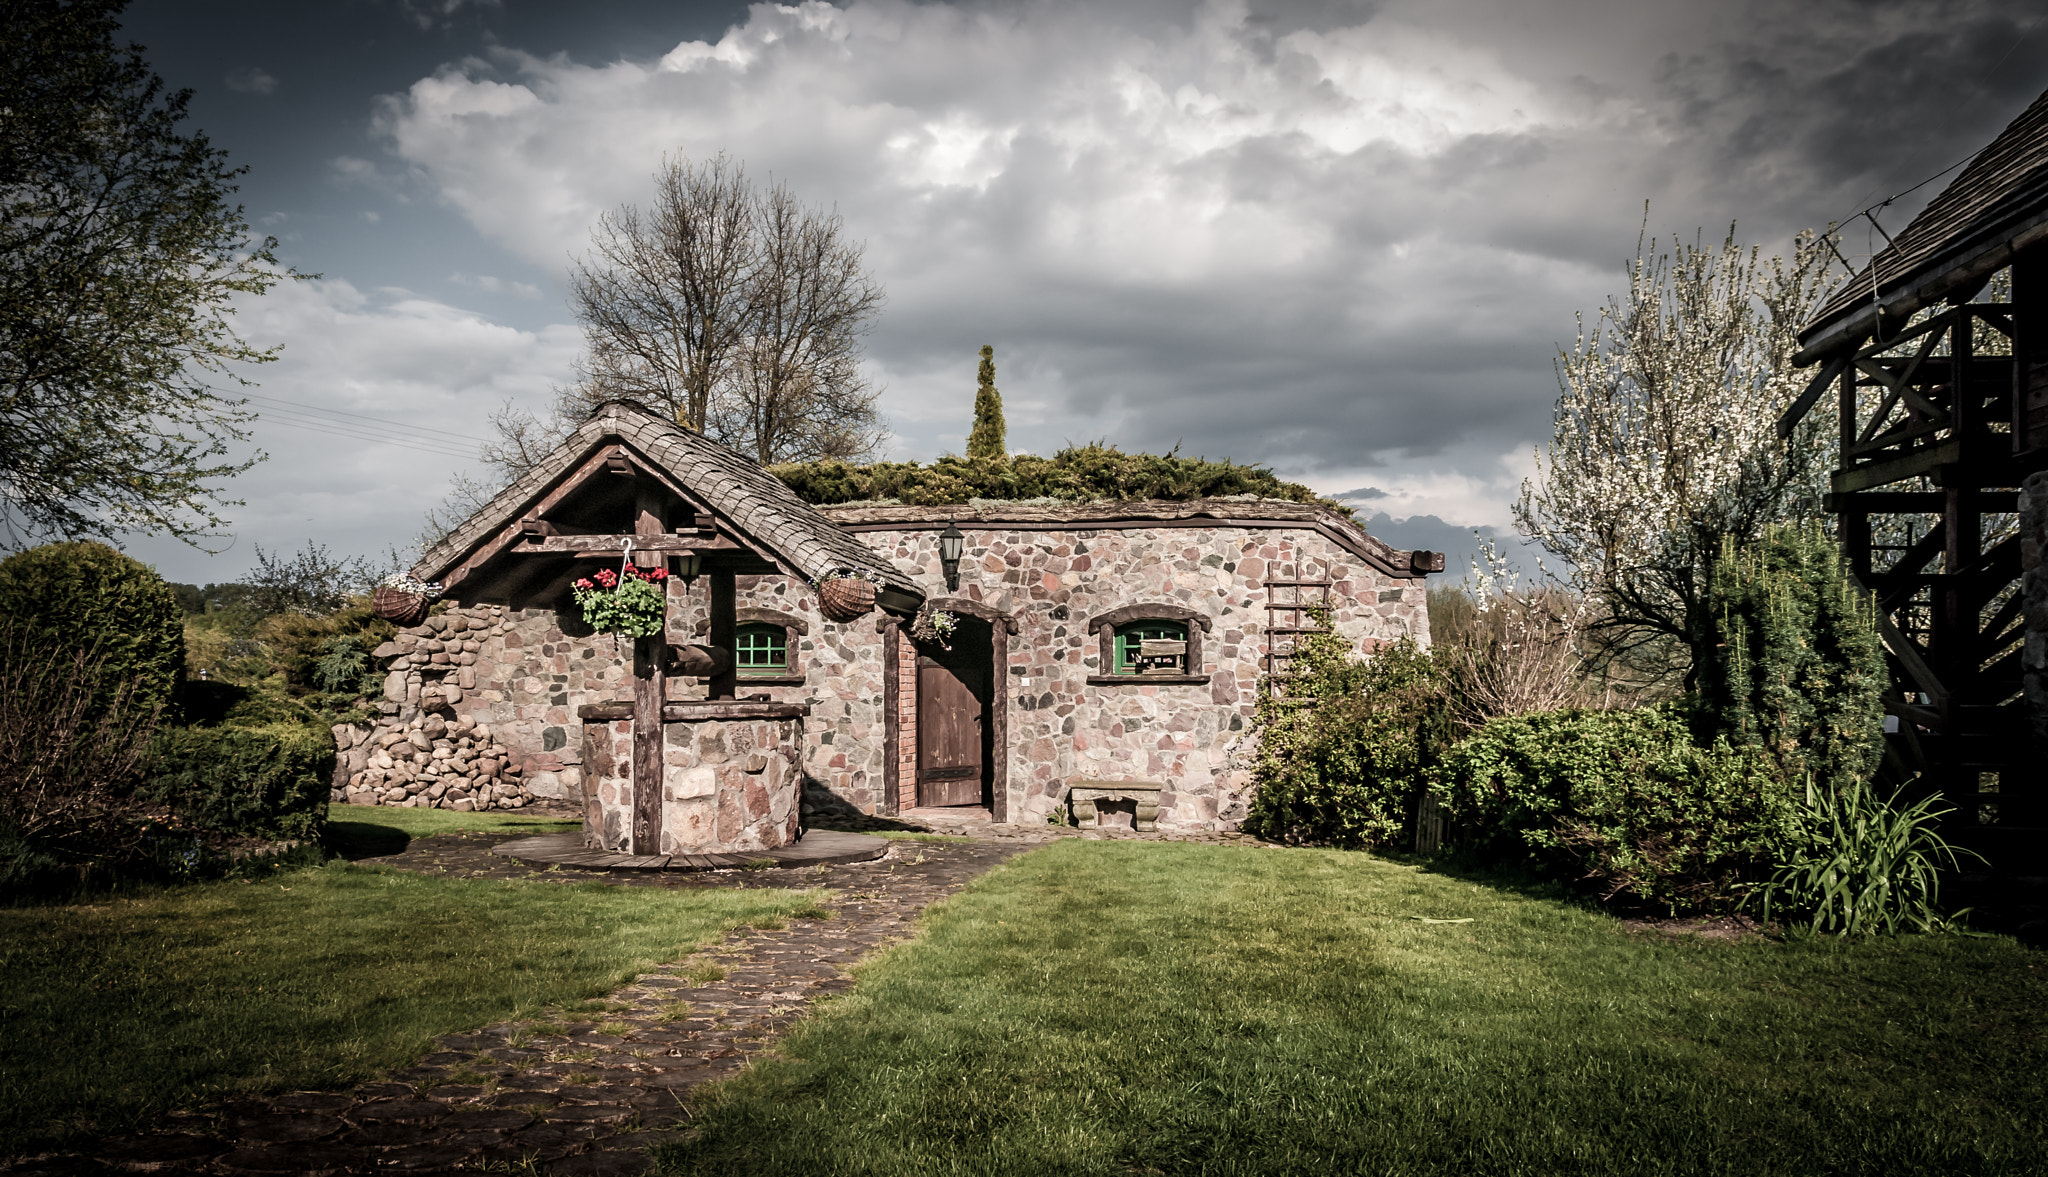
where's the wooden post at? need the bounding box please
[708,568,737,701]
[989,619,1008,823]
[631,485,666,855]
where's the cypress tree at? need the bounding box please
[1694,524,1886,790]
[966,344,1007,460]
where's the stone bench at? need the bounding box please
[1066,780,1163,832]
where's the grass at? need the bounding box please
[660,839,2048,1177]
[0,858,824,1157]
[323,804,578,859]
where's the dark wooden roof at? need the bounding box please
[1798,87,2048,362]
[414,401,921,600]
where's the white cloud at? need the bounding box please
[356,0,2036,548]
[225,66,278,95]
[119,278,580,584]
[452,272,543,298]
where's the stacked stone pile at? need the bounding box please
[331,605,539,811]
[336,708,533,810]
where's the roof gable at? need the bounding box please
[414,401,921,610]
[1800,87,2048,360]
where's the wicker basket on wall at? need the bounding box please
[372,584,430,625]
[816,576,877,622]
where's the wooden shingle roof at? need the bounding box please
[1798,87,2048,362]
[413,401,920,599]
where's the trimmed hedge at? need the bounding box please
[0,541,182,722]
[144,723,332,842]
[1431,703,1800,915]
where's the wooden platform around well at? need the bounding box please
[491,828,890,872]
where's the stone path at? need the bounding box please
[10,832,1029,1176]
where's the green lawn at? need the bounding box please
[662,839,2048,1177]
[322,802,579,858]
[0,856,821,1156]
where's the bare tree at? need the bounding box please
[568,154,755,434]
[1514,217,1843,690]
[715,181,886,463]
[565,155,886,462]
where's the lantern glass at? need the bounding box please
[938,520,965,591]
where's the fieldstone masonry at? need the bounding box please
[581,715,805,853]
[332,500,1434,833]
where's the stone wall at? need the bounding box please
[581,716,804,854]
[851,517,1427,829]
[336,603,632,809]
[345,504,1431,830]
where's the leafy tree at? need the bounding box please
[565,153,886,465]
[1514,218,1842,689]
[242,540,390,618]
[966,344,1006,460]
[1,0,291,548]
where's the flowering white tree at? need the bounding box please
[1514,220,1843,688]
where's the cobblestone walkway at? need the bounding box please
[14,832,1030,1176]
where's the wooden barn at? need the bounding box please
[1787,87,2048,869]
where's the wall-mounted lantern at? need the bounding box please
[674,550,703,588]
[938,519,965,591]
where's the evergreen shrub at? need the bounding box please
[1243,621,1451,849]
[0,541,182,721]
[1430,703,1800,914]
[1694,524,1885,789]
[770,443,1340,509]
[144,722,331,841]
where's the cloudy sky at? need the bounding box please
[112,0,2048,586]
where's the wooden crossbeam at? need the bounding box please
[509,533,740,555]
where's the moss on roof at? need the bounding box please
[770,444,1346,514]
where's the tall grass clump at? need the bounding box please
[1753,778,1981,936]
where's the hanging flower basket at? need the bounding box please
[373,574,440,625]
[812,568,881,622]
[909,606,957,650]
[572,564,669,638]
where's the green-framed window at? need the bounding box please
[1113,620,1187,674]
[736,622,789,677]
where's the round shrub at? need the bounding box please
[0,541,182,722]
[1431,703,1801,915]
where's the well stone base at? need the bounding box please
[581,714,803,855]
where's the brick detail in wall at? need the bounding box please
[898,634,918,811]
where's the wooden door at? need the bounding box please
[917,658,984,806]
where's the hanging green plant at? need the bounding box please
[572,565,669,638]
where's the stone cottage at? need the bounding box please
[335,400,1440,839]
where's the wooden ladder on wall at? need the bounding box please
[1263,564,1332,692]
